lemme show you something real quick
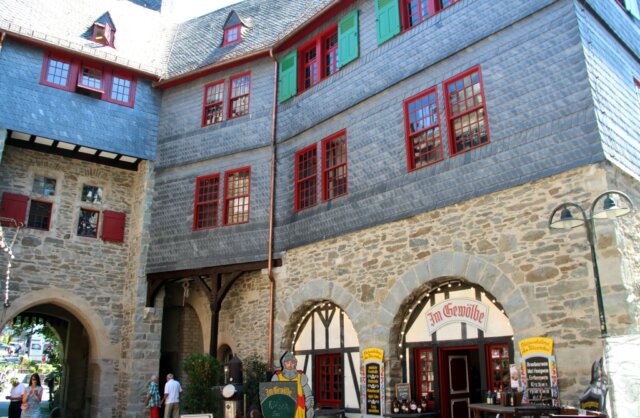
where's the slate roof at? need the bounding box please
[164,0,336,79]
[0,0,337,81]
[0,0,175,75]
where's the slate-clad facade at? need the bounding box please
[0,0,639,417]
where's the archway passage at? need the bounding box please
[398,279,514,418]
[288,301,361,415]
[4,303,91,418]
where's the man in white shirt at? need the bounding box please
[6,377,25,418]
[160,373,182,418]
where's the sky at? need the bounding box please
[170,0,243,22]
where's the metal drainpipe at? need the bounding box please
[0,32,6,51]
[266,47,279,372]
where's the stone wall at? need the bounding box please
[219,163,639,409]
[0,145,160,417]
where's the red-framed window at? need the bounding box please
[228,72,251,119]
[444,66,490,155]
[223,24,242,46]
[77,208,100,238]
[193,174,220,230]
[299,25,338,92]
[322,131,348,201]
[106,70,136,107]
[404,87,443,170]
[40,51,137,107]
[315,353,342,408]
[414,348,436,409]
[324,32,339,77]
[223,168,251,226]
[92,22,114,46]
[294,145,318,212]
[202,80,225,126]
[400,0,459,29]
[77,64,105,94]
[41,51,76,90]
[486,344,510,391]
[27,200,52,231]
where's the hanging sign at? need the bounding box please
[518,337,559,407]
[425,298,489,334]
[361,348,385,417]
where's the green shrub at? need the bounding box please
[182,353,224,415]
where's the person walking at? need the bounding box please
[160,373,182,418]
[22,374,43,418]
[144,374,161,418]
[6,377,25,418]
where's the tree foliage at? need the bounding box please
[182,353,224,414]
[243,354,269,417]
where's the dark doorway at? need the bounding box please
[438,346,481,418]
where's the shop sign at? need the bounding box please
[518,337,559,407]
[425,298,488,334]
[361,347,385,417]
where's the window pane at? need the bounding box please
[27,201,52,230]
[32,176,56,196]
[229,75,250,118]
[77,209,99,237]
[111,76,131,103]
[46,59,70,86]
[79,67,103,90]
[225,170,250,225]
[81,185,103,204]
[194,175,219,229]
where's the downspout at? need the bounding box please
[0,32,6,51]
[267,47,279,372]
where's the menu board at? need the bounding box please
[518,337,559,406]
[361,348,385,417]
[366,363,382,414]
[395,383,410,401]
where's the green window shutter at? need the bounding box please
[626,0,640,19]
[338,10,359,68]
[375,0,400,45]
[278,51,298,103]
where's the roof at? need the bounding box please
[0,0,337,82]
[0,0,175,76]
[164,0,335,79]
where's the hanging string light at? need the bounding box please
[0,219,22,308]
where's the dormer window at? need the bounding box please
[223,24,242,46]
[92,22,114,46]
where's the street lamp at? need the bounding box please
[548,190,635,338]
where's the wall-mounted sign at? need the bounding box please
[361,348,385,417]
[425,298,489,334]
[518,337,559,407]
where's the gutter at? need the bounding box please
[266,47,278,372]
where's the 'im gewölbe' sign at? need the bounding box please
[425,298,489,334]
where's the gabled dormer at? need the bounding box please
[91,12,116,47]
[221,11,251,47]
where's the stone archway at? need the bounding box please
[383,251,538,354]
[1,287,117,418]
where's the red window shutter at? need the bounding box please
[102,210,126,243]
[0,192,29,227]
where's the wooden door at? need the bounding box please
[440,347,477,418]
